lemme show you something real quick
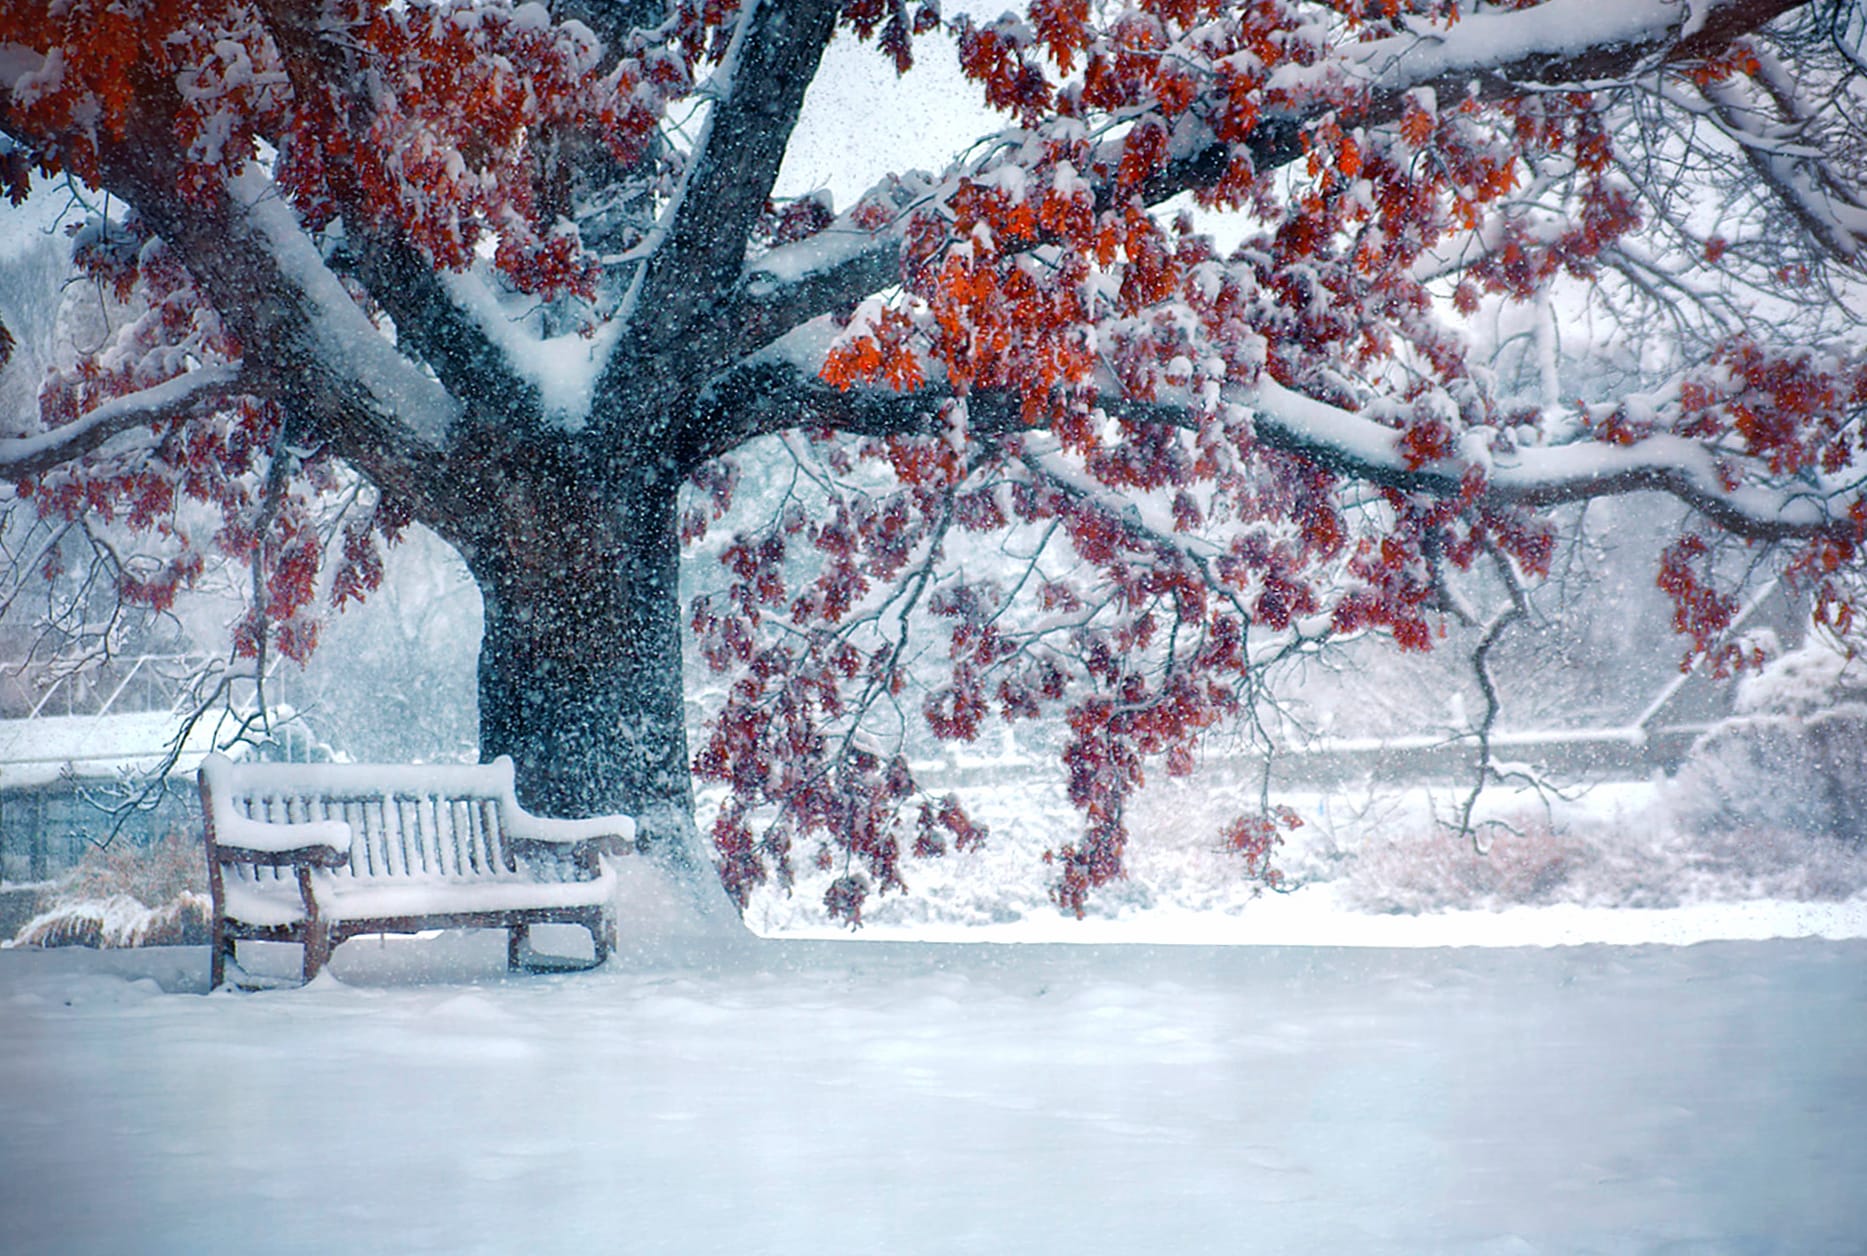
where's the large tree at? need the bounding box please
[2,0,1863,923]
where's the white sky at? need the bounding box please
[775,22,1005,208]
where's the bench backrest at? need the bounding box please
[204,756,531,881]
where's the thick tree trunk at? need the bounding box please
[472,470,738,926]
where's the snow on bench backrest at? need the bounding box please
[203,755,585,883]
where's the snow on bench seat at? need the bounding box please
[200,754,627,988]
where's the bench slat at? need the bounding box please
[230,788,558,882]
[429,796,450,878]
[381,797,406,879]
[450,799,473,876]
[394,796,415,876]
[427,796,450,877]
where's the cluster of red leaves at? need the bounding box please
[274,0,693,298]
[1656,535,1742,672]
[827,0,1654,475]
[691,461,991,924]
[3,1,705,299]
[1675,338,1867,479]
[1652,338,1867,666]
[841,0,944,74]
[1221,806,1300,885]
[41,219,237,416]
[1048,670,1239,916]
[15,180,426,661]
[20,218,265,626]
[0,1,287,199]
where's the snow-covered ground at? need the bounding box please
[3,886,1865,1255]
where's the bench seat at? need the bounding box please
[219,870,617,929]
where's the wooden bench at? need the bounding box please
[200,754,626,988]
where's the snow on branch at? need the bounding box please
[1695,71,1867,264]
[1244,375,1851,543]
[723,0,1821,364]
[1344,0,1802,96]
[735,222,916,357]
[714,343,1854,546]
[230,168,460,450]
[609,0,843,364]
[0,364,244,481]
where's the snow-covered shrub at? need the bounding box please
[1670,636,1867,846]
[1341,790,1867,915]
[1342,823,1591,914]
[7,829,209,949]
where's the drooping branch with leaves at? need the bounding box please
[2,0,1863,923]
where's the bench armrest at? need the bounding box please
[212,815,352,867]
[502,811,636,848]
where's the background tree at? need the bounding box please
[2,0,1863,923]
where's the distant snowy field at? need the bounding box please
[4,887,1865,1255]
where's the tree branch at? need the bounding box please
[1453,546,1532,843]
[685,352,1030,470]
[1696,69,1867,264]
[341,231,544,421]
[716,0,1818,368]
[696,347,1857,545]
[732,228,910,358]
[0,365,244,480]
[1336,0,1803,102]
[595,0,844,424]
[1243,374,1853,543]
[251,0,541,420]
[81,133,469,531]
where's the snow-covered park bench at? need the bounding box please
[199,754,625,988]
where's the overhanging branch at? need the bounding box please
[252,0,541,421]
[1244,375,1853,544]
[0,365,244,481]
[1696,70,1867,265]
[694,352,1856,545]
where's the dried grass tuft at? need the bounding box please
[12,892,210,948]
[6,829,209,949]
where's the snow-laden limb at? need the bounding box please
[1244,375,1850,542]
[593,0,845,425]
[438,268,624,429]
[1344,0,1801,94]
[230,167,459,449]
[1695,70,1867,264]
[345,230,544,426]
[721,0,1821,366]
[735,222,915,358]
[82,157,474,529]
[0,363,243,480]
[717,340,1852,544]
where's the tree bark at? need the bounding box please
[471,463,734,920]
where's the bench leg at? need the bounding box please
[302,922,331,984]
[210,924,233,990]
[593,912,616,966]
[507,923,530,971]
